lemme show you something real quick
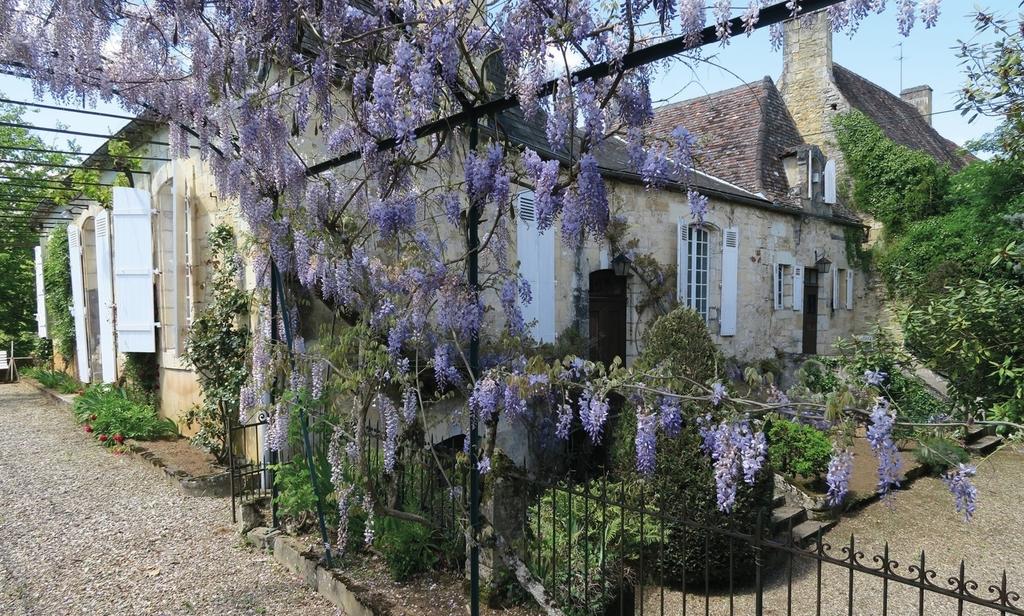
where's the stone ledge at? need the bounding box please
[21,377,77,408]
[245,528,388,616]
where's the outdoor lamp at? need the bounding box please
[814,252,832,274]
[612,252,632,277]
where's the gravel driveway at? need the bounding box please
[0,382,340,615]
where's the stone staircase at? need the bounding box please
[966,424,1003,456]
[769,494,835,547]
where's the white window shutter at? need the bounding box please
[831,267,840,311]
[824,160,837,204]
[720,227,739,336]
[112,187,157,353]
[34,246,47,338]
[793,265,804,312]
[516,191,555,343]
[772,264,782,310]
[94,212,117,383]
[676,219,688,304]
[846,269,854,309]
[807,152,814,198]
[68,226,91,382]
[183,181,195,329]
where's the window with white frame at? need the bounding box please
[684,225,709,320]
[773,263,791,310]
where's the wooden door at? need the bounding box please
[802,268,819,355]
[588,269,627,366]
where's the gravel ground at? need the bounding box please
[0,382,341,616]
[640,447,1024,615]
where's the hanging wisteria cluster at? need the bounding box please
[0,0,973,555]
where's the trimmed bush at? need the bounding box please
[767,419,832,478]
[611,307,774,585]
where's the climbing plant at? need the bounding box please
[42,225,74,369]
[183,225,250,461]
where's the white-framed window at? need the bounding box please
[773,263,792,310]
[684,225,709,320]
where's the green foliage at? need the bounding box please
[634,307,720,392]
[183,225,249,461]
[832,111,952,231]
[527,480,659,615]
[797,358,840,395]
[23,367,81,393]
[914,437,969,474]
[72,384,177,442]
[375,516,439,582]
[904,280,1024,423]
[767,419,833,478]
[610,308,772,585]
[272,457,337,525]
[43,225,75,366]
[122,352,159,401]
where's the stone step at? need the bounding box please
[771,494,786,509]
[771,506,807,534]
[966,434,1002,456]
[966,424,996,443]
[790,519,836,546]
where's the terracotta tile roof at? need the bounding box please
[832,64,973,171]
[648,77,804,203]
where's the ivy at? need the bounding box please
[182,225,250,461]
[43,225,75,368]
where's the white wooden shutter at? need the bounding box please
[34,246,47,338]
[68,226,91,382]
[807,151,814,198]
[792,265,804,312]
[720,227,738,336]
[183,181,195,329]
[112,187,157,353]
[516,191,555,343]
[94,211,117,383]
[823,160,837,204]
[772,264,782,310]
[846,269,854,309]
[831,267,839,310]
[676,219,688,304]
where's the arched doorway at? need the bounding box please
[588,269,627,366]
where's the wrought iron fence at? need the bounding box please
[504,473,1023,616]
[227,411,278,526]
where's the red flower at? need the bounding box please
[98,434,108,442]
[113,434,125,445]
[83,425,93,433]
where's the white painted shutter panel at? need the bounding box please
[112,187,157,353]
[94,211,117,383]
[676,219,688,304]
[516,192,555,343]
[846,269,854,309]
[772,264,782,310]
[34,246,47,338]
[831,267,839,310]
[792,265,804,312]
[720,227,738,336]
[68,226,91,382]
[823,160,837,204]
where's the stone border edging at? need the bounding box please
[244,527,390,616]
[21,377,232,498]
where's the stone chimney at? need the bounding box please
[900,85,933,125]
[778,11,842,150]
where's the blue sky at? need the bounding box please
[0,1,1017,156]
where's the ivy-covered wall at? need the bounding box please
[42,225,75,371]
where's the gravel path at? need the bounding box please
[641,447,1024,615]
[0,382,340,616]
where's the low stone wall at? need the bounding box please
[244,528,386,615]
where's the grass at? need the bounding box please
[22,367,82,394]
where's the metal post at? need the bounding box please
[467,119,481,616]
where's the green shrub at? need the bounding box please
[914,437,969,473]
[122,352,159,402]
[23,367,81,394]
[767,419,833,478]
[73,385,177,442]
[42,225,75,366]
[797,358,840,394]
[527,480,659,615]
[376,516,439,582]
[611,308,773,585]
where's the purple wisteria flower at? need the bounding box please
[502,383,527,422]
[710,382,728,406]
[863,369,888,387]
[311,359,329,400]
[659,397,682,437]
[635,412,658,477]
[433,345,462,390]
[825,448,854,507]
[555,404,573,440]
[379,394,400,474]
[944,464,978,522]
[866,397,901,501]
[699,417,767,512]
[402,388,418,423]
[470,376,501,423]
[477,456,492,475]
[578,389,610,444]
